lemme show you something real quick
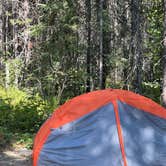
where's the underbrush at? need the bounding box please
[0,86,58,150]
[0,127,34,150]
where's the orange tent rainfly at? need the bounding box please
[33,89,166,166]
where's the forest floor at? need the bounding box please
[0,147,32,166]
[0,132,33,166]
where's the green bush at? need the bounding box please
[0,86,57,133]
[0,127,12,149]
[0,127,34,150]
[14,132,34,149]
[142,81,161,103]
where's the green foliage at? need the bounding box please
[0,86,58,149]
[29,23,46,37]
[0,127,34,150]
[3,59,23,87]
[60,69,86,102]
[0,86,56,133]
[13,132,34,149]
[0,127,12,149]
[142,81,161,103]
[0,86,26,107]
[143,0,163,80]
[10,18,32,26]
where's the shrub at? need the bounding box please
[0,127,12,149]
[0,86,56,133]
[142,81,161,103]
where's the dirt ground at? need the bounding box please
[0,148,32,166]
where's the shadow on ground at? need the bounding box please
[0,149,32,166]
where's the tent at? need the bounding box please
[33,89,166,166]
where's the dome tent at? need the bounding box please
[33,89,166,166]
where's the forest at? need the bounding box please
[0,0,166,161]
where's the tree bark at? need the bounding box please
[0,0,3,51]
[85,0,91,92]
[162,0,166,107]
[0,0,2,68]
[130,0,143,93]
[99,0,104,89]
[23,0,31,65]
[5,61,10,88]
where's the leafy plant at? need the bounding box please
[0,86,56,133]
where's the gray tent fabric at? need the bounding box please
[38,103,123,166]
[38,101,166,166]
[34,89,166,166]
[118,101,166,166]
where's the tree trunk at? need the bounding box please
[0,0,3,51]
[130,0,143,93]
[0,0,2,69]
[5,62,10,88]
[4,0,8,58]
[99,0,104,89]
[23,0,31,65]
[85,0,91,92]
[162,0,166,107]
[12,0,19,87]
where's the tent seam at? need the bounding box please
[113,100,128,166]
